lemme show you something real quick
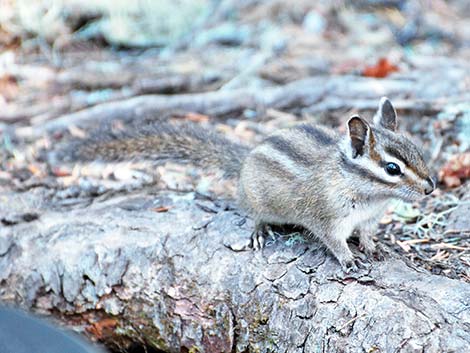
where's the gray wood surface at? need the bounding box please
[1,186,469,352]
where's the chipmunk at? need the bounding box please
[58,97,434,272]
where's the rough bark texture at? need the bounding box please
[0,186,469,353]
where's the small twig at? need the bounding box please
[337,314,367,331]
[443,229,470,236]
[431,243,469,251]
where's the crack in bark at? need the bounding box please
[382,290,440,329]
[228,306,238,353]
[0,242,14,257]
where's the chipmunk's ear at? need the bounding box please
[347,115,370,158]
[374,97,397,131]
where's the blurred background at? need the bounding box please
[1,0,468,111]
[0,0,469,352]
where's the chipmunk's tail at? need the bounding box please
[56,121,251,178]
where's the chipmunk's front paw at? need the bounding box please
[251,229,265,250]
[340,256,370,273]
[251,224,275,250]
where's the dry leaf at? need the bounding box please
[401,239,429,245]
[439,152,470,188]
[52,166,72,177]
[362,58,399,78]
[184,112,210,123]
[27,164,42,176]
[396,240,411,252]
[152,206,171,212]
[86,318,118,339]
[0,74,19,101]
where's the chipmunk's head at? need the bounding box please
[343,97,434,202]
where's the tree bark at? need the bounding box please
[0,186,469,353]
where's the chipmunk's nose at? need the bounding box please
[424,177,435,195]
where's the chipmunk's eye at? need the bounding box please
[385,162,401,176]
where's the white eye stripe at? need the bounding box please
[357,152,416,184]
[356,157,399,183]
[404,167,423,183]
[382,152,426,182]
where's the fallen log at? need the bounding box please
[24,64,469,138]
[0,186,469,352]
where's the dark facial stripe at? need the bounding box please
[263,136,313,167]
[339,153,395,186]
[385,146,429,179]
[295,124,335,145]
[384,146,409,166]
